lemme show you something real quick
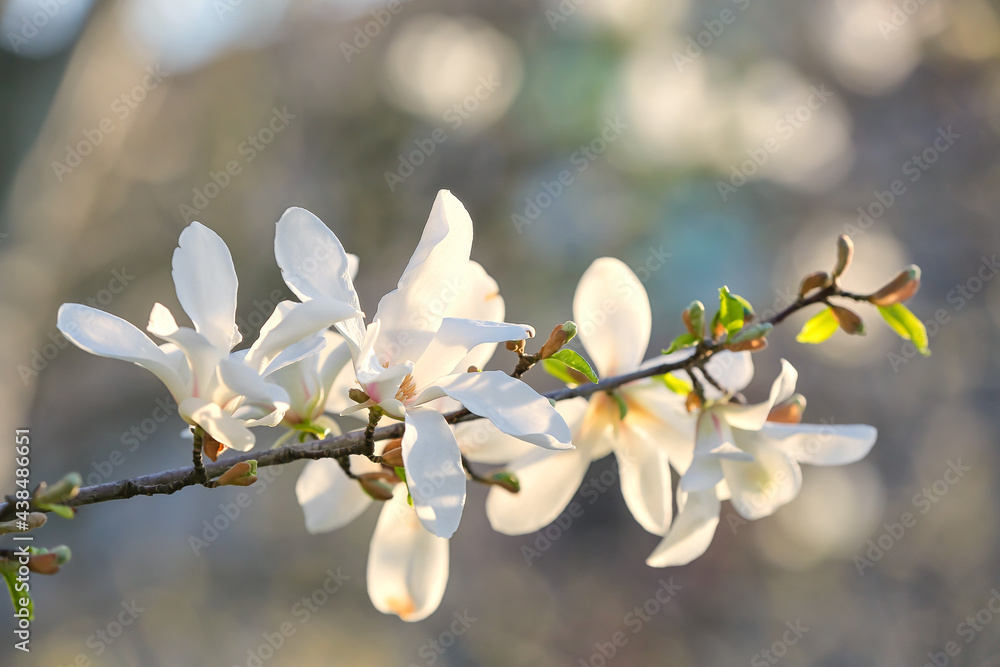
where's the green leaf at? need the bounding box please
[878,304,930,356]
[658,373,693,395]
[662,333,699,355]
[718,286,746,337]
[0,564,32,621]
[35,503,73,520]
[609,392,628,420]
[795,307,840,344]
[546,349,599,384]
[394,467,407,483]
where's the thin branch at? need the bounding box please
[2,282,867,514]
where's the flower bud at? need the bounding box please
[201,433,227,462]
[833,235,854,278]
[685,391,702,413]
[799,271,831,298]
[358,473,396,501]
[539,322,576,359]
[728,322,772,345]
[27,546,71,575]
[0,512,46,535]
[215,460,258,487]
[726,337,768,352]
[348,388,371,404]
[505,339,526,354]
[35,473,81,505]
[831,305,866,335]
[683,301,705,338]
[867,265,921,306]
[380,439,404,467]
[767,393,806,424]
[467,366,480,373]
[488,471,520,494]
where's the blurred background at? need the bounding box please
[1,0,999,664]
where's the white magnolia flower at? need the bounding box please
[485,257,753,536]
[275,189,572,538]
[647,359,878,567]
[295,254,529,621]
[57,222,361,454]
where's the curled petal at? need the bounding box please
[763,422,877,466]
[415,371,572,451]
[274,207,367,351]
[179,397,255,451]
[57,303,187,400]
[646,489,721,568]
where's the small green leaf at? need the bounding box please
[609,392,628,420]
[878,304,930,356]
[658,373,693,395]
[718,286,746,336]
[35,503,73,520]
[795,307,839,344]
[0,564,32,621]
[547,349,599,384]
[394,467,407,483]
[663,333,699,355]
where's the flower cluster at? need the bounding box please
[57,190,900,622]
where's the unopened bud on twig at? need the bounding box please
[539,322,577,359]
[35,473,82,505]
[799,271,831,298]
[348,388,371,404]
[831,305,866,335]
[380,439,404,468]
[505,339,526,355]
[28,546,71,575]
[867,265,921,306]
[0,513,46,535]
[833,235,854,278]
[358,473,397,501]
[488,471,520,494]
[683,301,705,339]
[767,393,806,424]
[215,460,258,487]
[685,391,702,413]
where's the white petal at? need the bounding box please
[417,371,572,450]
[646,488,721,567]
[722,434,802,520]
[243,299,361,374]
[178,397,255,451]
[214,358,289,423]
[171,222,239,353]
[57,303,187,400]
[763,422,878,466]
[722,359,798,431]
[402,407,467,538]
[372,190,474,365]
[485,446,590,535]
[702,350,754,396]
[147,303,222,399]
[455,419,537,465]
[274,206,366,351]
[295,457,379,533]
[448,261,506,371]
[367,486,449,622]
[572,257,651,377]
[614,420,674,535]
[621,383,696,471]
[410,318,534,391]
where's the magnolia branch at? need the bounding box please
[1,280,873,516]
